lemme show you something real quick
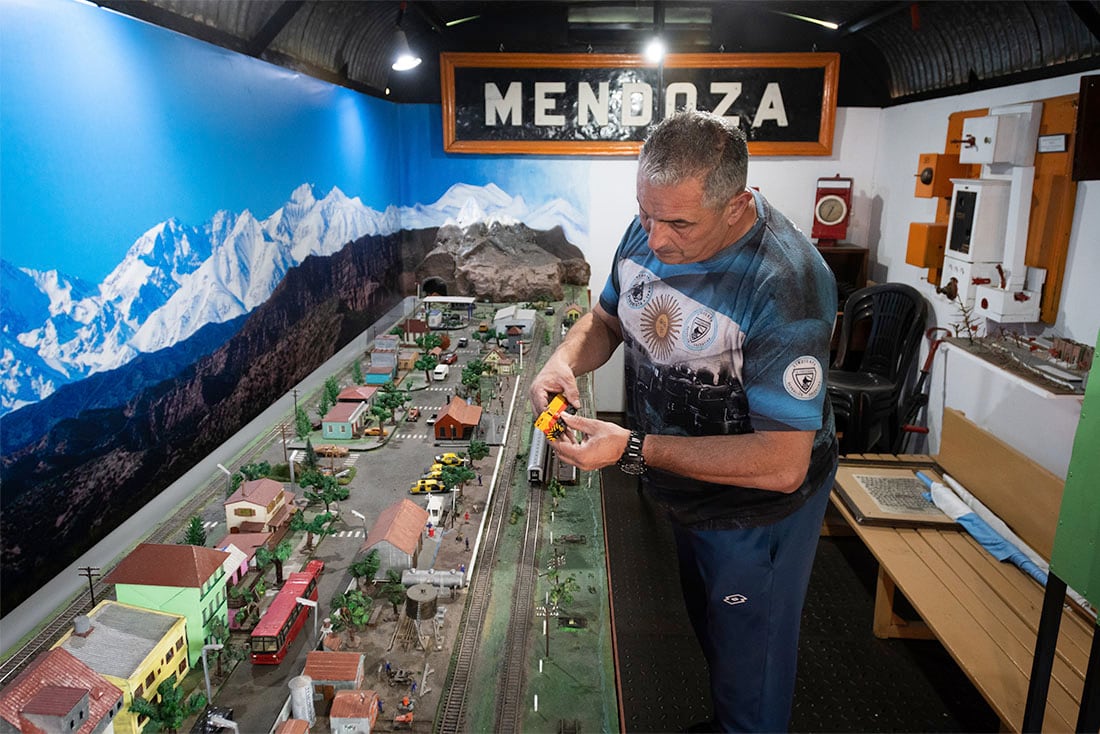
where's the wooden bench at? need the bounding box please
[830,408,1093,732]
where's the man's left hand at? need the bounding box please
[552,413,631,471]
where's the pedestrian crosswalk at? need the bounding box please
[202,520,220,530]
[332,529,365,539]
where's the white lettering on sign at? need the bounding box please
[485,82,522,125]
[484,81,790,130]
[578,82,610,126]
[664,82,698,115]
[752,82,789,127]
[622,82,653,126]
[710,82,743,120]
[534,82,566,126]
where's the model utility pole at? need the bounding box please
[77,566,100,608]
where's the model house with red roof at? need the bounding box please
[224,478,296,534]
[52,602,188,734]
[104,543,229,667]
[0,648,124,734]
[336,386,377,404]
[360,499,429,581]
[322,401,369,440]
[329,688,379,734]
[433,396,483,441]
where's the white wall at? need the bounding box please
[585,73,1098,479]
[586,108,884,412]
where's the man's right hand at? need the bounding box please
[529,355,581,414]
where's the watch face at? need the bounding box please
[815,194,848,225]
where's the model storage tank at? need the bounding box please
[287,675,315,726]
[405,583,438,620]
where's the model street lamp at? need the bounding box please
[216,464,232,496]
[350,509,367,534]
[200,643,223,704]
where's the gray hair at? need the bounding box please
[638,110,749,209]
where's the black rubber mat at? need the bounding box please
[602,465,1001,733]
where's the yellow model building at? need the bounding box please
[52,601,188,734]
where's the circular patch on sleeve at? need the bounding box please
[783,356,823,400]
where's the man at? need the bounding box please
[529,110,837,732]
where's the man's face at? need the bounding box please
[636,174,752,264]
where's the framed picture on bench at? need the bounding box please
[833,466,960,528]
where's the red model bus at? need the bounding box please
[250,559,324,664]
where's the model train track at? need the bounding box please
[493,466,543,733]
[436,325,547,734]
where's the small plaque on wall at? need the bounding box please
[440,52,839,156]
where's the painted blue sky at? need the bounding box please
[1,0,588,284]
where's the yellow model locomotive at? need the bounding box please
[534,393,576,441]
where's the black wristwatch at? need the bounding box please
[617,430,647,476]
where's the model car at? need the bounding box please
[409,478,445,494]
[435,452,466,466]
[314,444,349,458]
[426,413,437,425]
[457,336,468,347]
[363,426,387,436]
[441,351,458,365]
[407,407,421,421]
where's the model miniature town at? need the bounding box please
[0,292,617,734]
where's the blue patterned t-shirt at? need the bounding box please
[600,190,838,529]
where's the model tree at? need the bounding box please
[128,674,206,733]
[229,584,261,630]
[323,376,341,407]
[299,470,350,514]
[255,539,294,586]
[467,439,490,466]
[294,405,312,440]
[547,477,567,508]
[416,333,443,353]
[414,353,439,383]
[351,360,364,385]
[547,570,580,607]
[441,464,477,498]
[330,589,373,646]
[239,461,270,480]
[381,569,406,618]
[290,510,336,550]
[375,381,407,424]
[350,550,381,590]
[182,517,207,546]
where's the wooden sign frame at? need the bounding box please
[832,465,959,529]
[440,52,838,156]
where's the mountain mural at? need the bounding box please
[0,183,586,418]
[0,181,589,614]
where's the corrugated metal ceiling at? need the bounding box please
[95,1,1100,106]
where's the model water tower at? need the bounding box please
[405,583,438,622]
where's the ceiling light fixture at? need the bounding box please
[645,37,666,63]
[646,1,666,63]
[391,2,421,72]
[391,29,421,71]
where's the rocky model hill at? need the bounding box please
[407,221,590,302]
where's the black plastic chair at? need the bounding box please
[827,283,928,454]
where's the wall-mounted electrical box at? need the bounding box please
[906,222,947,267]
[946,178,1011,264]
[914,153,973,198]
[960,114,1026,166]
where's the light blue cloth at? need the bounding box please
[916,472,1048,586]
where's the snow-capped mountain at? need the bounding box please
[1,182,585,418]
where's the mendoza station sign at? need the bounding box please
[441,52,839,156]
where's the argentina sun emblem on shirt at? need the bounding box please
[783,356,823,400]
